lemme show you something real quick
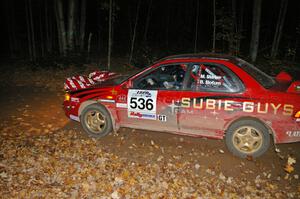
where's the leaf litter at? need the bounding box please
[0,126,299,198]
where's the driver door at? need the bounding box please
[116,63,187,133]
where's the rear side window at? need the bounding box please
[233,58,275,88]
[186,63,244,93]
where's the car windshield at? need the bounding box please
[234,58,275,88]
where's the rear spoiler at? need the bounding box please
[276,71,300,94]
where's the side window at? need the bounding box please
[133,64,187,90]
[187,63,243,93]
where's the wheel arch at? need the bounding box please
[224,116,276,140]
[78,100,117,131]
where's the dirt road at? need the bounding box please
[0,85,299,198]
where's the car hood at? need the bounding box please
[70,85,116,99]
[64,71,123,92]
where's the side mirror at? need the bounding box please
[122,80,132,89]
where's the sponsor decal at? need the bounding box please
[116,94,127,103]
[127,89,158,120]
[129,111,156,119]
[157,115,167,122]
[286,131,300,137]
[169,97,294,116]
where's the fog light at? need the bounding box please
[65,93,71,101]
[295,111,300,118]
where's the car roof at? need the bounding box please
[157,53,237,62]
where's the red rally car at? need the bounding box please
[63,54,300,158]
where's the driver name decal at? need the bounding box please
[127,89,158,120]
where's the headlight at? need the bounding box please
[64,93,71,101]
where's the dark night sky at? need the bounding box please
[1,0,300,61]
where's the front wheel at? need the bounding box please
[80,104,113,138]
[225,119,270,158]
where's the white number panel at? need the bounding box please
[127,89,158,120]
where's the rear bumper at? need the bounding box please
[274,121,300,143]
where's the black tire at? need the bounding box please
[80,104,113,138]
[225,119,270,158]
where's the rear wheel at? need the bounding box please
[80,104,112,138]
[225,119,270,158]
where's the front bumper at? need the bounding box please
[63,100,80,122]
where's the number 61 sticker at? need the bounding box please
[127,89,158,120]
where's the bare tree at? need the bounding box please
[68,0,75,51]
[165,0,170,49]
[87,33,93,62]
[212,0,216,52]
[39,2,45,57]
[231,0,238,54]
[249,0,262,62]
[79,0,87,51]
[129,0,141,64]
[237,0,245,54]
[25,0,36,61]
[45,0,52,53]
[143,0,153,44]
[25,0,32,60]
[29,0,36,60]
[194,0,199,53]
[4,0,18,58]
[55,0,67,56]
[271,0,288,58]
[108,0,113,69]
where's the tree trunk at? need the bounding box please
[165,0,170,49]
[107,0,113,69]
[87,33,93,62]
[55,0,67,56]
[237,0,245,54]
[28,0,36,61]
[143,0,152,44]
[194,0,199,53]
[271,0,288,58]
[96,0,102,53]
[129,0,141,64]
[39,1,45,57]
[25,0,36,61]
[25,0,33,60]
[68,0,75,51]
[212,0,216,52]
[4,0,18,58]
[79,0,87,51]
[45,0,51,53]
[249,0,262,62]
[231,0,237,54]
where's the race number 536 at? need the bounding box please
[129,97,154,110]
[127,90,157,120]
